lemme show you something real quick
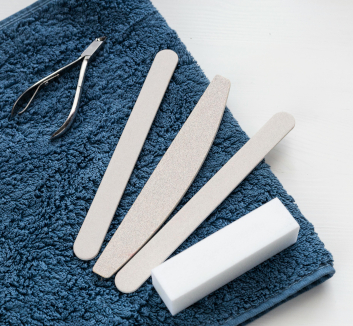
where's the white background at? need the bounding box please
[1,0,352,325]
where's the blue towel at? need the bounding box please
[0,0,334,325]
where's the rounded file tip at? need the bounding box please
[274,112,295,129]
[92,263,115,279]
[115,271,143,293]
[73,241,100,261]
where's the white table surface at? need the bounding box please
[1,0,352,325]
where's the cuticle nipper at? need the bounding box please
[11,36,107,140]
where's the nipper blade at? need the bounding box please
[81,36,106,58]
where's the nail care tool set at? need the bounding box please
[2,1,335,324]
[13,39,300,315]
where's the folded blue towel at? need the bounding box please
[0,0,334,325]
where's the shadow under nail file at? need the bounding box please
[73,50,178,261]
[93,75,231,278]
[114,112,295,293]
[152,198,300,316]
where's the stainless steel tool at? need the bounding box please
[11,36,106,139]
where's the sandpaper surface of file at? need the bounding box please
[73,50,178,261]
[114,112,295,293]
[93,75,231,278]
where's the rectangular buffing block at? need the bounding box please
[151,198,300,316]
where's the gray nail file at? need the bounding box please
[114,112,295,293]
[93,75,231,277]
[73,50,178,260]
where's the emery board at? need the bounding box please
[93,75,231,278]
[73,50,178,260]
[114,112,295,293]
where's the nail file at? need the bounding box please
[93,75,231,277]
[114,112,295,293]
[73,50,178,260]
[152,198,300,316]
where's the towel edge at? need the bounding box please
[220,264,335,326]
[0,0,54,30]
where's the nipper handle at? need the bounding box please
[50,57,89,139]
[11,57,83,117]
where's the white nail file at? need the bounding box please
[93,76,231,277]
[151,198,300,316]
[73,50,178,260]
[114,112,295,292]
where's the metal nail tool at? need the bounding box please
[11,36,107,139]
[73,50,178,261]
[113,112,295,293]
[93,75,231,278]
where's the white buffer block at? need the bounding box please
[151,198,300,316]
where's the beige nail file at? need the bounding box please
[93,75,231,277]
[114,112,295,293]
[73,50,178,260]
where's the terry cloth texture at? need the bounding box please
[0,0,334,325]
